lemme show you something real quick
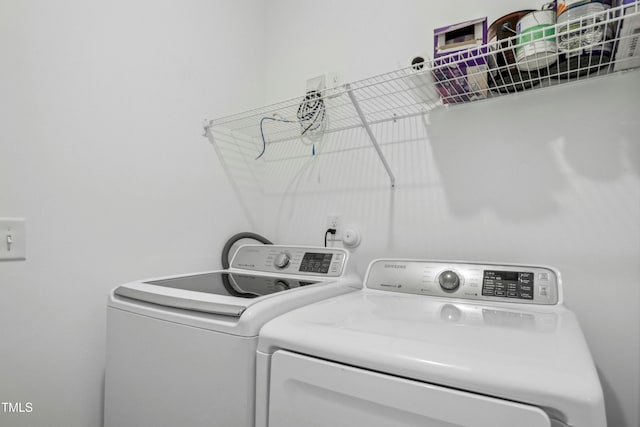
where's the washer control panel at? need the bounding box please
[365,260,559,305]
[231,245,348,277]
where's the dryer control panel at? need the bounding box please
[365,260,559,305]
[231,245,348,277]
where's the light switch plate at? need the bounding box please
[0,218,26,261]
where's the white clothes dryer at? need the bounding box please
[104,245,360,427]
[256,259,606,427]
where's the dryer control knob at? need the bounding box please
[274,252,290,269]
[439,270,461,292]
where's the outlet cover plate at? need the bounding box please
[326,214,342,241]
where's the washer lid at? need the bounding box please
[115,272,320,317]
[258,291,606,427]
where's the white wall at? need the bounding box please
[1,1,638,427]
[259,1,640,427]
[0,1,265,426]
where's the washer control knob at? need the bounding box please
[439,270,461,292]
[274,280,290,292]
[274,252,290,269]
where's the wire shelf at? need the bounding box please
[205,2,640,187]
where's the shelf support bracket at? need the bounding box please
[202,121,258,229]
[346,84,396,188]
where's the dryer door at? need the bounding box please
[268,350,552,427]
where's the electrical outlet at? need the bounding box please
[326,214,342,241]
[326,71,343,89]
[325,71,344,99]
[306,75,326,94]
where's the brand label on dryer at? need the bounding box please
[383,264,407,269]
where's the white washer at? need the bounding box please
[256,259,606,427]
[104,245,360,427]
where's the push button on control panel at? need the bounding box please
[483,284,495,296]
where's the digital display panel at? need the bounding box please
[299,252,333,274]
[482,270,534,300]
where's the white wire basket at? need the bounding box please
[433,1,640,103]
[205,1,640,188]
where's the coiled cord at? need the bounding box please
[257,90,326,159]
[296,90,326,136]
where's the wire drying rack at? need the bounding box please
[205,2,640,188]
